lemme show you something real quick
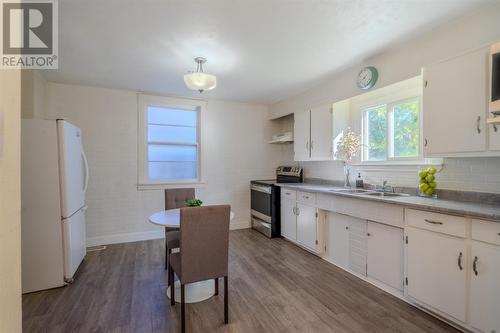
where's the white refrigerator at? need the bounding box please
[21,119,89,293]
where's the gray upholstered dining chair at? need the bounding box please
[164,188,195,270]
[168,205,231,333]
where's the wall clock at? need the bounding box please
[357,66,378,90]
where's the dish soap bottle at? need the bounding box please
[355,173,364,188]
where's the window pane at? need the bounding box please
[366,105,387,161]
[148,162,197,180]
[392,100,419,158]
[148,107,196,126]
[148,144,196,162]
[148,124,196,143]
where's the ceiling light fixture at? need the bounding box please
[184,57,217,93]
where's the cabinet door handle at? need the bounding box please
[296,207,300,215]
[306,141,309,150]
[424,138,428,147]
[476,116,481,134]
[310,141,314,150]
[494,124,498,132]
[424,219,443,225]
[458,252,463,271]
[473,256,478,276]
[367,232,371,237]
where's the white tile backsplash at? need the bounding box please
[287,153,500,194]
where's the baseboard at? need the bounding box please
[230,219,251,230]
[86,219,251,247]
[86,229,165,247]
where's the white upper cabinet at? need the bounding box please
[294,102,349,161]
[293,110,311,161]
[310,104,333,160]
[423,46,491,156]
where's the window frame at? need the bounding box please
[361,96,422,163]
[137,94,206,189]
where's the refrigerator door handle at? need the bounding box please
[82,150,89,194]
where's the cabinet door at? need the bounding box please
[294,110,310,161]
[332,99,350,160]
[423,46,488,155]
[406,227,467,322]
[470,242,500,333]
[367,222,404,291]
[296,203,317,251]
[348,217,367,276]
[325,212,349,269]
[280,198,296,241]
[488,122,500,151]
[310,104,332,160]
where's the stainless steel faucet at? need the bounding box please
[376,180,394,193]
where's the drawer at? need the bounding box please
[472,218,500,245]
[317,194,333,210]
[281,188,296,200]
[297,191,316,205]
[405,209,467,238]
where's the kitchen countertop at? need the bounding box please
[276,183,500,222]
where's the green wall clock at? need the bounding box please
[357,66,378,90]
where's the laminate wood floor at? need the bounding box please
[23,229,459,333]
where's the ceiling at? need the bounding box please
[42,0,492,104]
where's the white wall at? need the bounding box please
[272,3,500,194]
[0,70,22,332]
[44,82,283,246]
[270,3,500,118]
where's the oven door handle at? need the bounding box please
[251,184,272,194]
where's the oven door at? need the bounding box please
[250,184,272,223]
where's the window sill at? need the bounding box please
[351,158,443,167]
[137,182,207,191]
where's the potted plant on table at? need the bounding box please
[335,127,362,188]
[185,199,203,207]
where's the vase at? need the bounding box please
[344,163,351,188]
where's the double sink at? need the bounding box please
[328,188,410,197]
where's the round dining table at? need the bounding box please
[148,208,234,304]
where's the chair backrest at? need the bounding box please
[179,205,231,284]
[165,188,195,210]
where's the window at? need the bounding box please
[138,95,205,186]
[362,98,420,161]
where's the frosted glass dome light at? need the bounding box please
[184,57,217,93]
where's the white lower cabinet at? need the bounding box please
[326,212,350,269]
[281,197,297,241]
[325,212,367,276]
[470,241,500,333]
[406,227,467,323]
[367,222,404,291]
[280,191,323,254]
[296,203,318,251]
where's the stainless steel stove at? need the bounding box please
[250,166,303,238]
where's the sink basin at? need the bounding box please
[361,192,409,197]
[328,188,372,194]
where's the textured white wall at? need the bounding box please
[0,70,22,332]
[45,82,283,246]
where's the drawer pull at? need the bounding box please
[458,252,463,271]
[473,256,478,276]
[304,196,309,199]
[425,219,443,225]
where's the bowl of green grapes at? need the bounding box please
[418,167,438,198]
